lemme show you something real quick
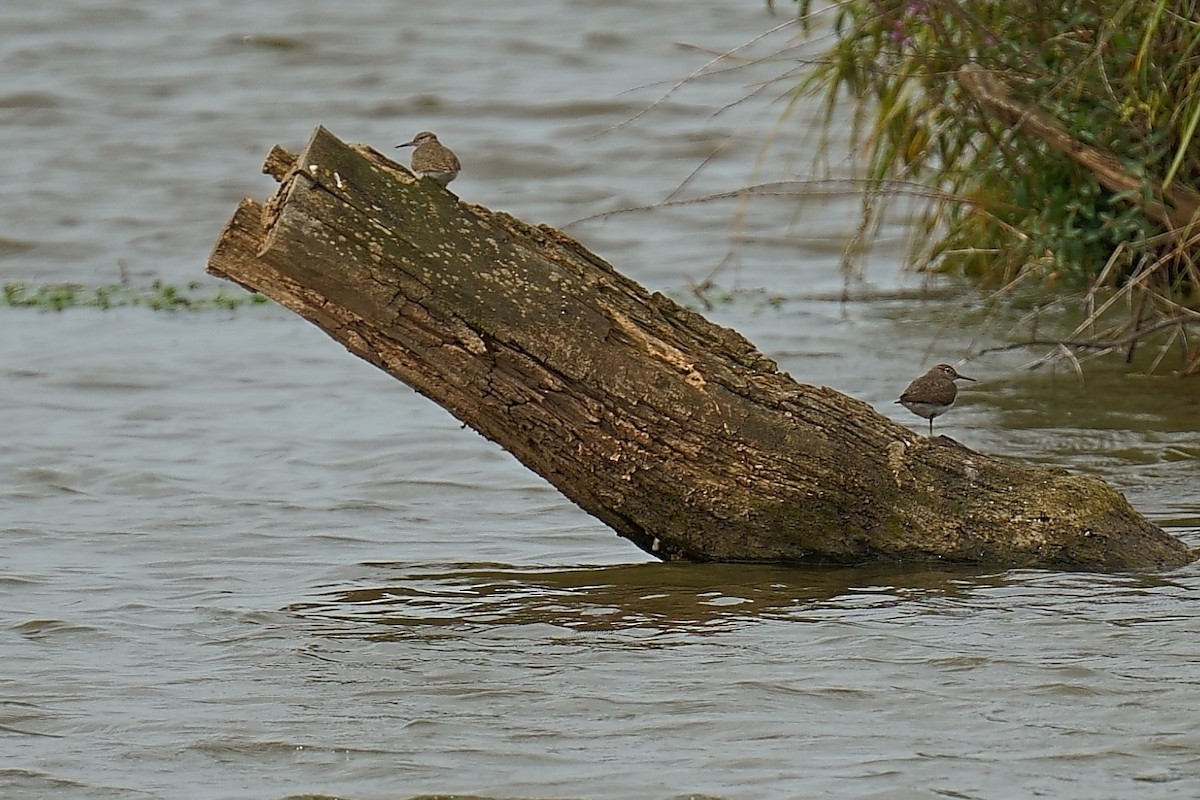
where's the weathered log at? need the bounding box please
[207,125,1194,572]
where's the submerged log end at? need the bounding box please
[1039,474,1193,571]
[888,439,1194,571]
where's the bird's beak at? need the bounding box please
[958,374,976,382]
[396,141,415,149]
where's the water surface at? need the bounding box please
[2,2,1199,799]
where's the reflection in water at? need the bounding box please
[291,562,1003,638]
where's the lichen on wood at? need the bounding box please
[207,126,1194,572]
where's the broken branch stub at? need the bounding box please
[207,125,1193,572]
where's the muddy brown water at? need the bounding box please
[2,2,1199,799]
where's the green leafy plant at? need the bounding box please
[787,0,1200,372]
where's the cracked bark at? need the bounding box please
[206,126,1194,572]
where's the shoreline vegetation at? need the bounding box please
[778,0,1200,374]
[598,1,1200,374]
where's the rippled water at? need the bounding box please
[3,2,1200,799]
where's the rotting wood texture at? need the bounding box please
[207,125,1194,572]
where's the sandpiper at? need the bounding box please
[396,130,461,187]
[896,363,975,435]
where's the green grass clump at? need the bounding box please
[784,0,1200,372]
[1,281,268,312]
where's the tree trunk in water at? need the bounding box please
[207,126,1194,572]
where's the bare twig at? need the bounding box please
[593,19,799,139]
[972,314,1197,361]
[565,178,1015,228]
